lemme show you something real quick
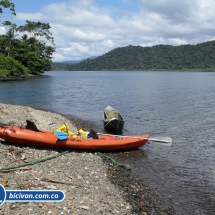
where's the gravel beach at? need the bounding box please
[0,103,175,215]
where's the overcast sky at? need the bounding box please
[1,0,215,62]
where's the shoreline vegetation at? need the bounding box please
[1,68,214,82]
[52,40,215,72]
[0,73,43,81]
[0,103,175,214]
[0,0,55,79]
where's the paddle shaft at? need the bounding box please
[54,131,172,146]
[97,133,172,145]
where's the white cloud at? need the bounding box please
[0,26,6,35]
[12,0,215,61]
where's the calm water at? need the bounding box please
[0,71,215,214]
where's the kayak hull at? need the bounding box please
[0,126,149,151]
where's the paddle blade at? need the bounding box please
[55,132,69,140]
[148,137,172,146]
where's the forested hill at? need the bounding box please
[66,40,215,71]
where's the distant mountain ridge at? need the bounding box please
[51,56,97,71]
[61,56,97,64]
[51,40,215,71]
[61,60,82,64]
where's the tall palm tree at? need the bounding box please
[2,21,18,56]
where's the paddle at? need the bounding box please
[54,131,172,146]
[97,133,172,146]
[146,137,172,146]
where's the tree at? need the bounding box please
[18,20,55,73]
[18,20,54,45]
[2,21,18,56]
[10,39,42,74]
[0,1,56,76]
[0,34,7,55]
[0,53,29,77]
[0,0,16,15]
[10,38,55,74]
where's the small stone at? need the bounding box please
[49,185,57,189]
[80,205,89,210]
[126,205,130,210]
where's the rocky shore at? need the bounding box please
[0,103,175,215]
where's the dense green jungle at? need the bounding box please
[0,0,55,78]
[52,40,215,72]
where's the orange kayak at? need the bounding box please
[0,126,149,151]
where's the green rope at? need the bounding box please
[0,150,131,172]
[0,150,70,172]
[97,152,131,170]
